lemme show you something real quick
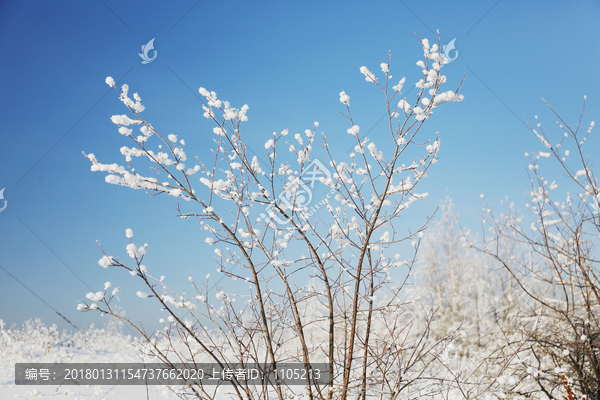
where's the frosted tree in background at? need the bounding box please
[472,99,600,399]
[409,198,529,399]
[78,35,464,399]
[413,199,490,339]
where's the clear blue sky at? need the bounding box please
[0,0,599,332]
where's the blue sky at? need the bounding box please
[0,0,599,332]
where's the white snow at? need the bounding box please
[0,319,180,399]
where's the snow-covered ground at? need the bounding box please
[0,319,179,399]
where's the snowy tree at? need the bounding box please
[472,99,600,399]
[78,35,464,400]
[409,198,530,399]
